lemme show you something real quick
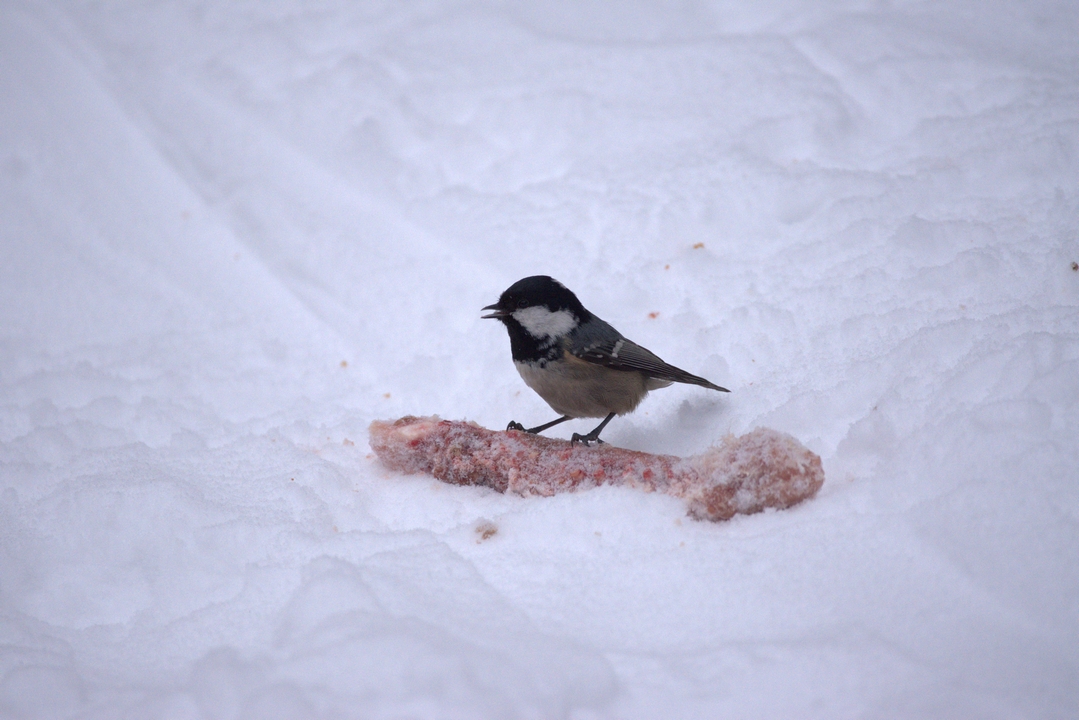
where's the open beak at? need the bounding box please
[481,303,511,319]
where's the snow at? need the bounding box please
[1,0,1077,717]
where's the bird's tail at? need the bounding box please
[662,365,730,392]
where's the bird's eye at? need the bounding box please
[517,299,528,308]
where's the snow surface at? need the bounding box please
[2,0,1077,717]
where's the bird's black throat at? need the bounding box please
[498,316,564,364]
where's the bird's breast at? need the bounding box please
[514,354,651,418]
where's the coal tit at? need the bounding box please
[482,275,729,444]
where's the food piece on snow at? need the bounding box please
[368,416,824,522]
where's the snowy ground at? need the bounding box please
[2,1,1078,717]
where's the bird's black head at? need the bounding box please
[482,276,590,361]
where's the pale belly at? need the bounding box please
[515,355,665,418]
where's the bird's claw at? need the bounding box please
[506,421,526,432]
[571,433,605,446]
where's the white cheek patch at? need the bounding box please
[513,306,577,339]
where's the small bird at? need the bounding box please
[482,275,729,445]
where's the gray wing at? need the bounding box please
[568,321,729,392]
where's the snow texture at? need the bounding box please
[369,416,823,521]
[2,0,1078,718]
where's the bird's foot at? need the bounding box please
[506,421,527,432]
[571,412,614,446]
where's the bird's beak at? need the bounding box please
[481,303,511,319]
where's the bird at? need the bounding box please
[482,275,729,445]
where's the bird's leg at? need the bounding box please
[572,412,616,446]
[507,416,571,434]
[528,415,571,434]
